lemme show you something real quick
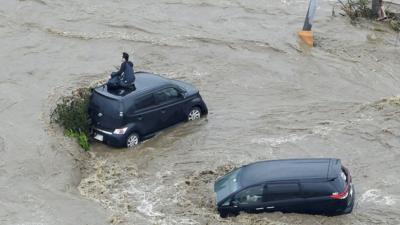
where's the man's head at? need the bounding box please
[122,52,129,62]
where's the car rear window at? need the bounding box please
[301,182,334,197]
[264,183,300,202]
[332,168,348,192]
[91,92,120,116]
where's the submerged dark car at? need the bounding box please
[89,72,208,148]
[214,158,354,218]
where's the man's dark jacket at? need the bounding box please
[114,61,135,84]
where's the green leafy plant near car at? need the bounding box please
[65,129,91,151]
[51,87,93,151]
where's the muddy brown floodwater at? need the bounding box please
[1,0,400,225]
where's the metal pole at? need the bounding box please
[302,0,318,31]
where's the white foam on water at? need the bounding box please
[137,197,164,217]
[251,133,306,147]
[168,218,201,225]
[312,126,332,136]
[251,125,332,146]
[359,189,398,206]
[192,70,208,78]
[156,170,174,179]
[125,182,165,217]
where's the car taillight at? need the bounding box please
[330,185,349,199]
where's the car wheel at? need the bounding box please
[219,212,228,218]
[187,107,201,121]
[219,211,238,218]
[126,132,139,148]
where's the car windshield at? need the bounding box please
[214,168,241,203]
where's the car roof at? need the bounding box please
[94,72,172,100]
[238,158,341,187]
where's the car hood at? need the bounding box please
[170,80,199,96]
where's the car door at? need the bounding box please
[154,87,185,128]
[232,184,266,214]
[263,182,303,213]
[299,182,336,214]
[128,94,160,135]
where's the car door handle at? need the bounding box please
[256,207,264,210]
[161,109,166,114]
[266,206,275,209]
[137,116,143,121]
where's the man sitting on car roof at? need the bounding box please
[107,52,135,91]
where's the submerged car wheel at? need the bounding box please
[187,107,201,121]
[219,211,238,218]
[219,212,228,218]
[126,133,139,148]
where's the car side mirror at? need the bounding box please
[179,90,187,98]
[230,199,239,206]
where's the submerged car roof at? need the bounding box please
[238,158,341,187]
[94,72,172,100]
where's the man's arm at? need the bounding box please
[114,62,126,77]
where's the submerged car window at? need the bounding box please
[301,182,333,197]
[135,94,156,110]
[264,183,300,202]
[235,185,264,205]
[154,88,180,104]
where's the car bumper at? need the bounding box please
[199,98,208,115]
[202,102,208,115]
[343,185,355,214]
[92,127,126,147]
[333,184,355,215]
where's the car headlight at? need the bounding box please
[113,127,128,135]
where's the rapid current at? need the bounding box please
[1,0,400,224]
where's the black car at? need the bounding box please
[89,72,208,148]
[214,158,354,218]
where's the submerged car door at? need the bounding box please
[154,87,185,128]
[299,182,336,214]
[263,182,303,213]
[128,94,160,135]
[233,184,266,214]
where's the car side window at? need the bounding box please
[154,88,180,104]
[264,183,300,202]
[234,185,264,205]
[135,94,156,111]
[301,182,333,198]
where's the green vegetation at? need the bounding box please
[65,129,91,151]
[338,0,400,31]
[51,87,92,151]
[387,11,400,31]
[339,0,373,20]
